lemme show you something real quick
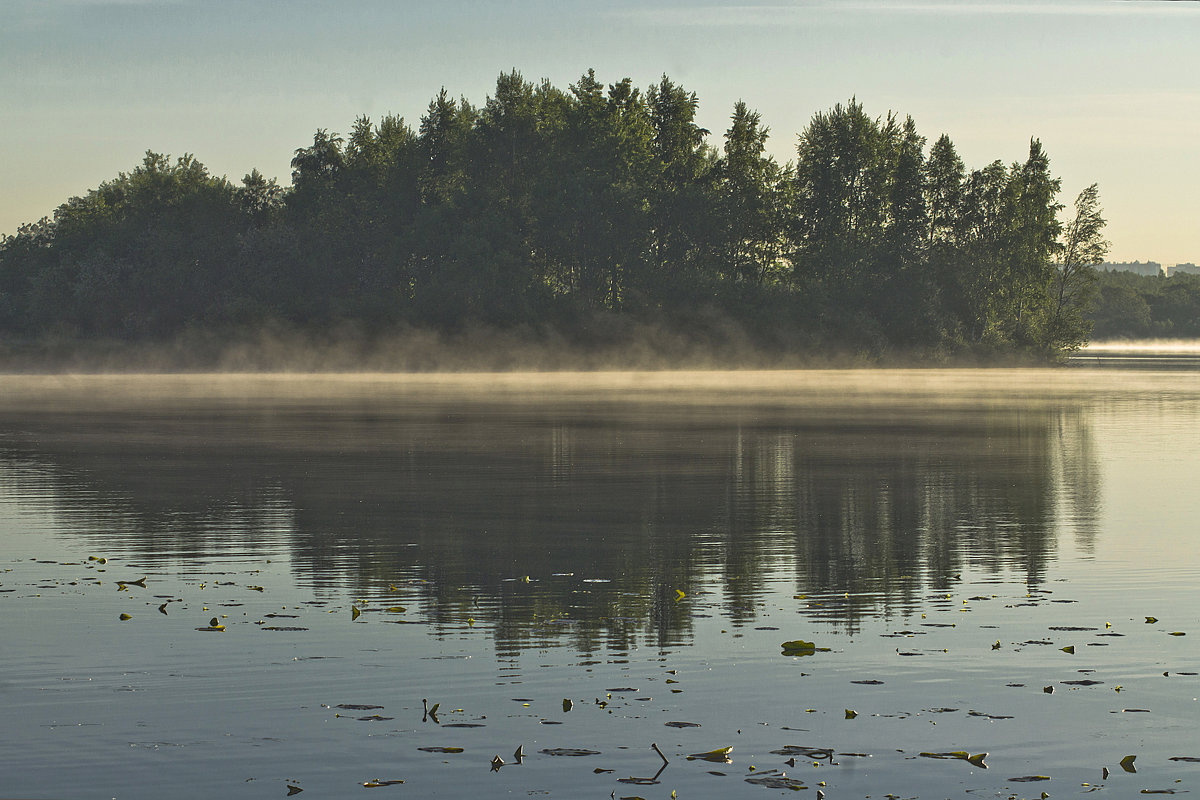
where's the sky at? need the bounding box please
[2,0,1197,264]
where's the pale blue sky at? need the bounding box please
[3,0,1197,263]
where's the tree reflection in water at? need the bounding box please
[0,374,1100,654]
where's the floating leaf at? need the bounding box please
[1168,631,1186,636]
[385,607,406,613]
[781,639,830,656]
[967,711,1013,719]
[770,746,832,760]
[1009,775,1051,782]
[687,746,733,762]
[674,589,686,601]
[1120,754,1137,773]
[1061,645,1075,654]
[490,755,505,771]
[844,709,857,719]
[361,779,404,787]
[1146,617,1158,624]
[248,585,264,592]
[665,721,701,728]
[287,785,303,795]
[540,748,601,756]
[745,775,808,790]
[119,613,132,621]
[417,746,464,753]
[920,752,987,768]
[351,606,361,621]
[563,698,573,713]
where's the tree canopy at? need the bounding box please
[0,70,1108,363]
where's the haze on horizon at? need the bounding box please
[3,0,1197,265]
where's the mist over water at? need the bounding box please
[1086,338,1200,353]
[2,368,1198,798]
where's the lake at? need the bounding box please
[1,369,1198,798]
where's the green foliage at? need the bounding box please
[0,73,1107,361]
[1089,270,1200,339]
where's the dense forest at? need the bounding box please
[0,70,1112,365]
[1090,270,1200,339]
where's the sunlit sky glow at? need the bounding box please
[3,0,1197,264]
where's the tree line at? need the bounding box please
[1089,270,1200,339]
[0,70,1109,362]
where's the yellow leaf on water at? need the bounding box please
[1146,617,1158,624]
[844,709,857,719]
[351,606,361,621]
[385,607,406,613]
[1120,754,1137,773]
[675,589,686,601]
[119,613,132,621]
[1061,645,1075,654]
[686,746,733,762]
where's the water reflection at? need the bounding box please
[0,373,1100,652]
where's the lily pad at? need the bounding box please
[770,746,833,760]
[687,746,734,762]
[781,639,831,656]
[745,774,808,790]
[920,751,987,768]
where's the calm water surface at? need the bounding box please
[1,370,1198,799]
